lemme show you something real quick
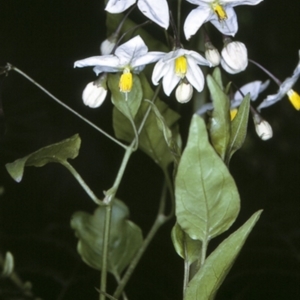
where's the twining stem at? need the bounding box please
[100,204,112,300]
[7,64,127,150]
[248,59,282,87]
[183,247,190,296]
[100,143,135,300]
[62,161,103,205]
[99,82,163,299]
[113,182,172,299]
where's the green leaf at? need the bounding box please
[175,115,240,243]
[171,223,202,265]
[225,94,251,164]
[70,199,143,275]
[113,73,181,171]
[5,134,81,182]
[108,73,143,120]
[207,74,231,160]
[212,67,223,90]
[184,210,262,300]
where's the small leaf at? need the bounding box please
[108,73,143,120]
[212,67,223,90]
[1,252,14,277]
[175,115,240,242]
[184,210,262,300]
[226,94,251,164]
[5,134,81,182]
[71,199,143,275]
[207,74,231,160]
[171,223,202,265]
[113,73,181,171]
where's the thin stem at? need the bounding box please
[113,183,169,299]
[248,59,282,87]
[177,0,182,42]
[8,64,127,150]
[62,161,103,205]
[183,254,190,296]
[100,204,112,300]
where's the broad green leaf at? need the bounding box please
[212,67,223,90]
[171,222,202,265]
[226,94,251,164]
[207,74,231,160]
[113,73,181,171]
[71,199,143,275]
[108,73,143,120]
[5,134,81,182]
[184,210,262,300]
[175,115,240,242]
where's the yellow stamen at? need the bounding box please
[175,56,187,78]
[212,3,227,21]
[287,89,300,110]
[230,108,238,121]
[119,68,133,93]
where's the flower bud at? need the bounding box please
[253,114,273,140]
[221,39,248,74]
[205,42,221,66]
[175,82,193,103]
[82,81,107,108]
[100,33,118,55]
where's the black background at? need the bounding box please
[0,1,300,299]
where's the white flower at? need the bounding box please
[176,82,194,103]
[257,50,300,111]
[231,80,270,108]
[221,40,248,74]
[74,35,164,94]
[105,0,169,29]
[196,80,269,115]
[253,114,273,140]
[184,0,263,40]
[82,82,108,108]
[152,48,211,96]
[205,42,221,66]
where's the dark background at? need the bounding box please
[0,0,300,299]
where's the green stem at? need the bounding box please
[99,82,162,299]
[8,63,127,150]
[113,182,170,299]
[100,204,112,300]
[177,0,182,42]
[62,161,103,205]
[183,253,190,296]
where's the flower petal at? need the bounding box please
[137,0,169,29]
[74,55,119,69]
[152,59,169,85]
[115,35,148,66]
[105,0,136,13]
[162,62,180,96]
[210,7,238,36]
[131,51,165,70]
[186,50,211,67]
[222,0,264,7]
[184,6,212,40]
[233,80,270,103]
[185,57,205,92]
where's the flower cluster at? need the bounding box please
[73,0,300,139]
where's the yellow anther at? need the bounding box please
[175,56,187,78]
[287,89,300,110]
[212,3,227,21]
[119,68,132,93]
[119,68,133,93]
[230,108,238,120]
